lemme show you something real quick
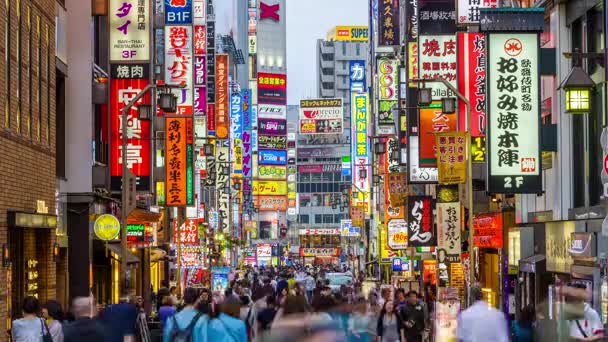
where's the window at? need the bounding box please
[299,215,310,224]
[323,214,333,223]
[356,42,361,55]
[315,215,323,224]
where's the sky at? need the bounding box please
[286,0,369,105]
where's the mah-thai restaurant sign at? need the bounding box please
[254,196,288,211]
[473,213,503,248]
[258,149,287,165]
[407,196,435,247]
[299,98,343,135]
[109,0,150,62]
[300,248,341,257]
[487,33,541,194]
[258,135,287,149]
[299,228,341,236]
[259,119,287,136]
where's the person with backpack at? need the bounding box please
[208,296,247,342]
[163,288,207,342]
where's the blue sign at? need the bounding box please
[392,258,411,272]
[165,0,192,25]
[230,93,243,175]
[349,60,366,93]
[258,149,287,165]
[252,130,259,152]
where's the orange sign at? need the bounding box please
[419,102,457,167]
[166,117,188,206]
[473,213,503,248]
[423,260,437,285]
[254,196,288,211]
[215,54,229,139]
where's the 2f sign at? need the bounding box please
[504,176,524,189]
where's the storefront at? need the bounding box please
[299,247,341,265]
[6,210,59,320]
[298,228,341,265]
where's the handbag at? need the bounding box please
[575,320,588,338]
[40,318,53,342]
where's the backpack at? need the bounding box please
[169,312,203,342]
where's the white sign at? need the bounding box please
[408,136,439,182]
[436,202,461,263]
[258,104,287,119]
[193,0,206,25]
[299,228,341,236]
[388,219,408,250]
[299,98,344,135]
[109,0,150,62]
[165,26,193,114]
[377,58,399,100]
[488,33,540,193]
[257,244,272,257]
[457,0,497,25]
[419,35,457,100]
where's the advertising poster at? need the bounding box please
[215,54,229,138]
[473,212,503,249]
[258,73,287,105]
[437,202,462,262]
[487,33,541,193]
[419,102,457,167]
[109,0,150,62]
[299,99,343,134]
[436,131,467,184]
[378,100,398,127]
[388,219,408,250]
[419,35,457,100]
[378,0,400,46]
[109,65,151,192]
[211,266,230,292]
[457,32,486,136]
[407,196,436,247]
[164,25,193,115]
[258,135,287,149]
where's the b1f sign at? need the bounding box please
[165,0,192,25]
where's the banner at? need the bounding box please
[216,145,230,232]
[165,117,191,206]
[109,0,150,62]
[299,98,343,134]
[352,93,371,214]
[349,60,366,93]
[215,54,229,138]
[419,102,457,167]
[258,165,287,179]
[407,196,435,247]
[258,104,287,119]
[253,180,287,195]
[329,26,369,41]
[259,118,287,135]
[437,202,461,262]
[473,212,503,248]
[388,219,408,250]
[174,218,200,245]
[254,196,288,211]
[436,131,467,184]
[258,73,287,104]
[164,25,193,115]
[487,33,541,193]
[457,33,486,136]
[258,149,287,165]
[230,93,243,175]
[419,35,457,100]
[242,89,253,207]
[378,0,400,46]
[258,135,287,149]
[206,21,216,105]
[299,228,341,235]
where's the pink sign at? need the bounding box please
[298,165,323,173]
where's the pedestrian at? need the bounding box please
[159,295,177,331]
[399,291,425,342]
[196,288,213,315]
[566,283,604,341]
[367,291,382,341]
[256,296,277,335]
[101,294,138,342]
[208,296,247,341]
[134,296,151,342]
[376,300,404,342]
[63,296,107,342]
[11,296,51,342]
[512,305,535,342]
[304,272,315,301]
[239,295,256,341]
[456,285,509,342]
[42,300,64,342]
[163,287,207,342]
[348,297,371,342]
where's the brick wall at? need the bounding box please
[0,0,56,339]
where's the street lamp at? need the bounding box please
[159,91,178,112]
[204,143,214,156]
[442,97,457,114]
[374,141,386,154]
[418,87,433,107]
[559,58,595,114]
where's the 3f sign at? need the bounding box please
[504,176,524,188]
[122,50,137,59]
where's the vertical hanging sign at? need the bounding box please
[378,0,400,47]
[487,33,541,193]
[407,196,436,247]
[109,0,150,62]
[436,202,461,262]
[215,54,229,139]
[164,25,193,115]
[166,117,189,206]
[457,32,486,136]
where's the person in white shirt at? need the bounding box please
[567,283,604,341]
[456,285,509,342]
[304,272,316,300]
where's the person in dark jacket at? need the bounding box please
[399,291,425,342]
[377,300,404,342]
[63,297,107,342]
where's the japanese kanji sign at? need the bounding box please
[110,0,150,62]
[164,25,193,115]
[349,60,366,93]
[378,0,400,46]
[165,117,192,206]
[165,0,192,25]
[419,35,457,100]
[230,93,243,175]
[193,0,206,25]
[388,219,408,250]
[457,0,497,25]
[215,54,229,138]
[216,144,230,232]
[457,32,486,136]
[351,93,371,214]
[487,33,541,193]
[436,202,461,262]
[436,131,467,184]
[299,98,343,135]
[258,73,287,105]
[110,69,151,192]
[242,89,253,208]
[174,219,201,246]
[473,212,503,248]
[407,196,436,247]
[254,195,288,211]
[419,102,457,167]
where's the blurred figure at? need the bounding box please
[163,288,206,342]
[134,296,151,342]
[456,285,508,342]
[63,296,106,342]
[240,295,257,341]
[512,305,535,342]
[12,296,46,342]
[304,272,315,300]
[567,283,604,341]
[367,291,382,341]
[208,296,247,341]
[102,294,139,342]
[257,296,278,335]
[158,295,177,330]
[196,288,213,315]
[399,291,425,342]
[376,300,404,342]
[348,297,371,342]
[42,300,64,342]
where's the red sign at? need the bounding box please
[300,248,340,257]
[260,2,280,21]
[207,103,216,132]
[472,213,503,248]
[173,219,201,245]
[419,103,457,167]
[423,260,437,285]
[258,73,287,105]
[110,78,151,191]
[604,154,608,174]
[193,25,206,55]
[457,33,486,137]
[215,54,229,138]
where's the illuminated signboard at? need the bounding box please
[109,0,150,62]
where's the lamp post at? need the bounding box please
[119,82,183,295]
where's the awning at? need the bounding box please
[106,243,140,264]
[127,208,161,224]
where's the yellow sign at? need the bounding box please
[436,131,467,184]
[253,181,287,195]
[93,214,121,241]
[379,224,398,264]
[258,165,287,179]
[327,26,369,41]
